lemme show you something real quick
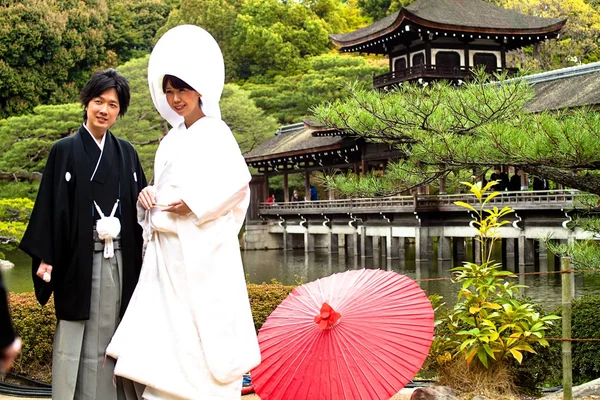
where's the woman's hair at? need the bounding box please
[80,68,130,120]
[162,75,202,106]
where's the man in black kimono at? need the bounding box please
[20,69,146,399]
[0,271,21,373]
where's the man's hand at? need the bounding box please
[36,261,52,282]
[163,200,192,216]
[138,186,156,210]
[0,337,21,373]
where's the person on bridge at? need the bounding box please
[508,168,523,192]
[106,25,260,400]
[266,193,276,205]
[490,166,509,192]
[291,190,301,202]
[310,185,319,201]
[532,176,549,191]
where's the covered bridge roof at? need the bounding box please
[523,62,600,112]
[244,122,358,168]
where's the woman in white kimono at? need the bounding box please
[106,25,261,399]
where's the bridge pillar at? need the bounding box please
[415,227,432,262]
[373,236,382,259]
[328,233,339,253]
[389,229,400,259]
[518,235,535,271]
[283,230,291,251]
[438,236,451,261]
[347,232,360,256]
[360,227,373,258]
[454,237,466,261]
[473,238,482,264]
[384,230,392,259]
[304,229,315,253]
[538,240,548,260]
[398,237,406,259]
[505,238,516,271]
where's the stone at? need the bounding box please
[543,377,600,398]
[409,386,458,400]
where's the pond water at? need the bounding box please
[5,243,600,311]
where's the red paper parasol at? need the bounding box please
[251,268,434,400]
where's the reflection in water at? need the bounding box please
[5,244,600,310]
[241,244,600,310]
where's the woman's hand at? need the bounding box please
[163,200,192,216]
[138,186,156,210]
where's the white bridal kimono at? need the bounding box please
[106,116,261,399]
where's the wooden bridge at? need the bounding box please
[245,190,592,272]
[257,190,578,215]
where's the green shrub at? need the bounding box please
[0,198,33,257]
[428,182,560,396]
[569,294,600,384]
[8,283,296,381]
[509,297,562,393]
[247,283,295,332]
[7,292,55,382]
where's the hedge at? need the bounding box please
[8,283,296,382]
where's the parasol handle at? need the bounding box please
[314,302,341,330]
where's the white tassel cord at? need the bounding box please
[94,200,122,258]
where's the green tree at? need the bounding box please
[356,0,392,20]
[314,74,600,196]
[159,0,367,80]
[503,0,600,70]
[0,0,113,118]
[106,0,173,64]
[0,198,33,259]
[243,53,387,123]
[220,85,279,153]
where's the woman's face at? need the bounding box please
[164,82,202,119]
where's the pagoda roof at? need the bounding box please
[330,0,566,48]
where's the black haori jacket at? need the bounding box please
[20,127,147,321]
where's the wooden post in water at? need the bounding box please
[561,256,572,400]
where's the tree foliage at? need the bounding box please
[159,0,367,80]
[0,198,33,258]
[504,0,600,70]
[313,74,600,196]
[106,0,173,64]
[0,0,175,119]
[243,53,387,124]
[0,0,111,118]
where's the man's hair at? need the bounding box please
[162,75,202,106]
[80,68,130,120]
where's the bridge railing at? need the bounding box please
[258,190,579,215]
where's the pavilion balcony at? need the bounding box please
[373,65,519,88]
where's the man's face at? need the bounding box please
[85,88,120,135]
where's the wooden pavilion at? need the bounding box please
[330,0,566,88]
[244,121,401,221]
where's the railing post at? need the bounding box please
[561,256,573,400]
